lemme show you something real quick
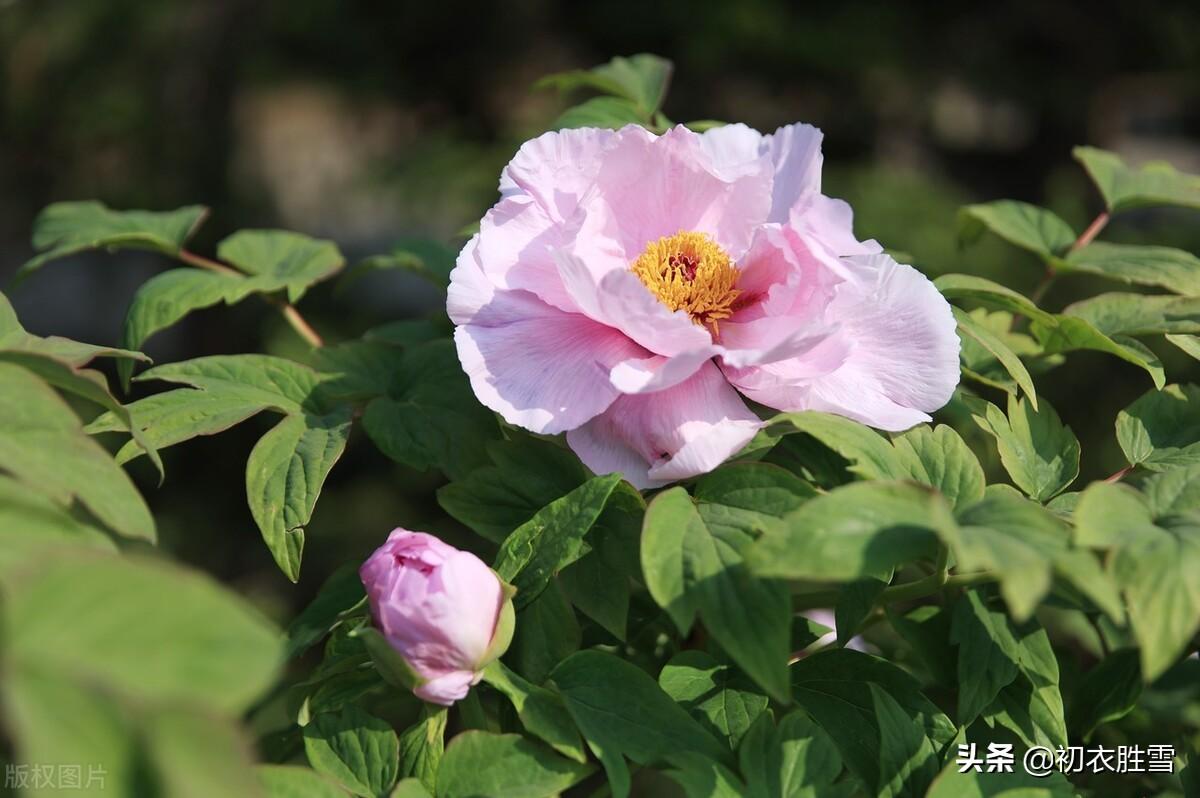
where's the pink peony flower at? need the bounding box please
[449,123,959,488]
[359,529,513,705]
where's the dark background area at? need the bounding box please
[3,0,1200,624]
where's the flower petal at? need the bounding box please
[498,127,618,222]
[454,288,645,434]
[414,669,479,706]
[432,550,503,665]
[765,123,825,222]
[566,361,761,489]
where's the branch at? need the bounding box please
[177,249,325,347]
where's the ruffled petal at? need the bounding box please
[498,127,618,222]
[728,253,959,431]
[566,362,761,489]
[765,123,825,222]
[454,288,646,434]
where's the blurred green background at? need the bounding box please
[2,0,1200,625]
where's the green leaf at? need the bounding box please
[888,605,957,686]
[1061,242,1200,295]
[4,551,281,712]
[1111,515,1200,680]
[138,354,325,414]
[390,780,433,798]
[0,349,163,479]
[926,758,1076,797]
[436,731,593,798]
[1074,145,1200,213]
[951,589,1022,726]
[834,578,887,645]
[1069,648,1142,739]
[1167,333,1200,361]
[20,200,207,278]
[438,435,590,543]
[285,565,368,659]
[143,707,264,798]
[553,97,646,130]
[1073,481,1157,547]
[361,340,501,479]
[1064,292,1200,336]
[662,752,747,798]
[89,387,270,465]
[118,268,253,386]
[247,408,353,582]
[0,290,148,367]
[538,53,672,116]
[0,362,155,541]
[397,706,447,794]
[304,705,400,798]
[951,490,1108,621]
[339,238,456,292]
[739,711,845,798]
[957,201,1076,258]
[892,423,987,508]
[692,461,816,536]
[748,481,950,581]
[791,674,938,798]
[952,307,1040,408]
[551,651,729,786]
[493,473,624,605]
[1116,384,1200,471]
[790,649,957,750]
[762,412,906,480]
[481,661,586,763]
[0,475,116,576]
[934,274,1058,327]
[259,765,350,798]
[217,229,345,303]
[1143,463,1200,515]
[509,580,580,684]
[1031,314,1165,388]
[641,487,792,701]
[969,395,1080,501]
[658,651,769,749]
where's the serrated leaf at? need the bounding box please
[969,395,1079,501]
[0,362,155,541]
[20,200,207,278]
[692,461,816,536]
[435,731,593,798]
[658,651,768,749]
[0,291,148,367]
[4,552,281,712]
[748,481,950,581]
[1075,145,1200,212]
[1073,481,1157,548]
[258,765,349,798]
[285,565,367,659]
[218,229,344,303]
[559,483,643,640]
[509,579,580,684]
[739,711,844,798]
[892,423,987,507]
[952,590,1022,726]
[641,487,792,701]
[303,705,399,798]
[1061,242,1200,295]
[1143,463,1200,515]
[957,201,1076,258]
[926,758,1076,797]
[662,753,747,798]
[1116,384,1200,471]
[1069,649,1142,739]
[247,408,353,582]
[0,475,116,576]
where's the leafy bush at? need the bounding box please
[2,54,1199,798]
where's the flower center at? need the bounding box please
[630,231,741,333]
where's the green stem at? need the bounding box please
[793,559,994,613]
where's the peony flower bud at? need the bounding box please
[359,528,514,706]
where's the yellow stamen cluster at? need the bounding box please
[630,231,741,333]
